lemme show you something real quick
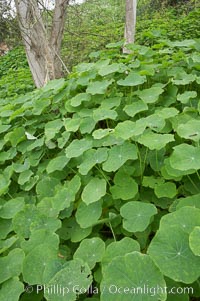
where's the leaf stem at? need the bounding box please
[109,221,117,242]
[95,165,111,187]
[187,175,199,192]
[196,170,200,181]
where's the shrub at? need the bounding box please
[0,39,200,300]
[0,47,35,100]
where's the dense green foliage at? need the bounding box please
[0,38,200,300]
[62,0,125,69]
[137,7,200,45]
[0,48,34,99]
[0,1,200,300]
[63,0,200,69]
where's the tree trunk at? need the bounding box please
[123,0,137,53]
[14,0,68,88]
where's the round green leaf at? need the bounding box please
[70,93,91,107]
[93,108,117,121]
[36,177,60,198]
[58,218,92,242]
[148,225,200,283]
[13,205,61,238]
[44,119,63,141]
[0,277,24,301]
[0,218,13,239]
[169,144,200,171]
[156,107,179,119]
[65,138,93,158]
[0,174,10,196]
[110,175,138,200]
[102,142,137,172]
[74,237,105,269]
[21,229,59,254]
[160,206,200,234]
[162,157,191,179]
[76,201,102,228]
[154,182,177,198]
[138,131,174,150]
[86,79,113,95]
[98,63,121,76]
[124,100,148,117]
[45,259,92,301]
[100,96,121,110]
[80,117,96,134]
[143,114,165,132]
[22,244,58,284]
[13,159,30,173]
[4,127,26,146]
[102,238,140,270]
[64,117,80,133]
[92,129,113,140]
[177,120,200,141]
[114,120,146,140]
[172,73,196,85]
[176,194,200,210]
[0,248,25,284]
[78,148,108,175]
[0,237,18,255]
[12,205,41,238]
[0,123,11,134]
[189,227,200,256]
[120,201,157,232]
[18,169,33,185]
[0,197,25,219]
[46,156,70,174]
[177,91,197,104]
[81,178,106,205]
[142,176,164,189]
[136,86,164,103]
[117,72,146,86]
[101,252,166,301]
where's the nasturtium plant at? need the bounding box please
[177,91,197,104]
[137,130,174,150]
[73,237,105,269]
[148,225,200,283]
[154,182,177,198]
[175,194,200,211]
[136,85,164,103]
[0,277,24,301]
[65,138,93,158]
[120,201,157,232]
[123,99,148,117]
[117,71,146,86]
[1,36,200,301]
[169,144,200,171]
[22,244,59,284]
[0,248,25,284]
[44,259,92,301]
[101,237,140,271]
[100,252,167,301]
[110,173,138,200]
[81,178,107,205]
[114,120,146,140]
[176,120,200,142]
[102,142,137,172]
[75,201,102,228]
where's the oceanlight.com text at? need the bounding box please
[24,283,193,297]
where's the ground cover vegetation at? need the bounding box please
[0,1,200,300]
